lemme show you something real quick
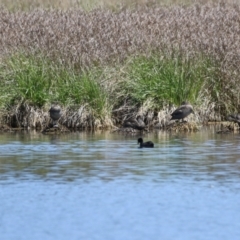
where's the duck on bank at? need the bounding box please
[122,118,146,131]
[228,114,240,124]
[170,101,195,122]
[49,104,62,127]
[41,104,62,134]
[138,137,154,148]
[114,116,148,133]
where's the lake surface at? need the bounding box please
[0,127,240,240]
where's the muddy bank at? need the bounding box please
[0,102,230,133]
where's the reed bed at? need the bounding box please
[1,0,229,11]
[0,2,240,129]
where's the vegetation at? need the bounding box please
[123,54,217,106]
[0,0,212,12]
[0,1,240,129]
[0,53,113,128]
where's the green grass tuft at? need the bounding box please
[0,53,54,107]
[0,53,112,120]
[56,69,111,118]
[123,53,218,108]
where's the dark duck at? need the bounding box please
[170,101,194,122]
[138,138,154,148]
[49,104,62,126]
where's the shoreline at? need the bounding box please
[0,120,238,134]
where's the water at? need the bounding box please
[0,127,240,240]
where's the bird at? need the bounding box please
[170,101,194,122]
[49,105,61,126]
[122,116,147,131]
[228,114,240,123]
[138,138,154,148]
[228,114,240,126]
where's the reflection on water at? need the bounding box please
[0,127,240,185]
[0,127,240,240]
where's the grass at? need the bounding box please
[2,54,53,107]
[1,2,240,128]
[122,53,219,108]
[2,0,239,12]
[0,0,211,12]
[0,53,112,126]
[56,69,111,118]
[0,50,223,128]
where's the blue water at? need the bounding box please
[0,128,240,240]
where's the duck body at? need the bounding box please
[138,138,154,148]
[228,114,240,123]
[123,116,147,131]
[171,101,194,122]
[123,121,146,131]
[49,105,61,125]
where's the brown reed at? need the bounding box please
[1,2,240,70]
[1,2,240,129]
[2,0,240,11]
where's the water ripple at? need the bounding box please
[0,131,239,186]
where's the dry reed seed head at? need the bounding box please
[1,3,240,70]
[1,3,240,126]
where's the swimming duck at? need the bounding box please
[138,138,154,148]
[170,101,194,122]
[49,105,61,126]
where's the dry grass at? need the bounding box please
[1,3,240,69]
[216,121,240,133]
[1,2,240,129]
[165,122,200,132]
[2,0,239,11]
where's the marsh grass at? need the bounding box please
[0,53,113,128]
[0,50,234,129]
[123,53,219,108]
[1,2,240,128]
[56,69,111,119]
[1,0,239,12]
[2,54,53,107]
[0,0,207,11]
